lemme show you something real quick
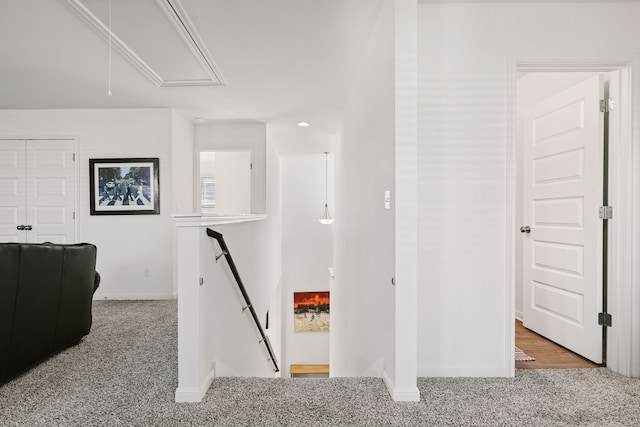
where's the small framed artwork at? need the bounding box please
[89,158,160,215]
[293,291,330,333]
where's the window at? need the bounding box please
[200,177,216,208]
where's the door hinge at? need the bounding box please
[598,312,612,327]
[599,206,613,220]
[73,211,76,220]
[600,98,614,113]
[72,153,76,161]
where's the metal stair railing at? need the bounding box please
[206,228,279,373]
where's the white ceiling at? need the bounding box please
[0,0,383,154]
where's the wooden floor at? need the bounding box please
[515,320,600,369]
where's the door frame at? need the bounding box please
[506,57,639,377]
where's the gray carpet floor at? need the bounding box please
[1,300,639,426]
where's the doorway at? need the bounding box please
[512,63,632,369]
[197,150,253,215]
[514,319,599,369]
[516,71,610,365]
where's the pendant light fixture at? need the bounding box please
[318,152,334,225]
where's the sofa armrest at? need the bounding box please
[94,271,101,293]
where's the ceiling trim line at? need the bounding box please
[156,0,228,86]
[162,79,224,87]
[64,0,165,87]
[64,0,225,87]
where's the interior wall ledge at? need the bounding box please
[173,213,267,227]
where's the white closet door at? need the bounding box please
[25,140,76,243]
[0,140,27,242]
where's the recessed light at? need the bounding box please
[297,122,310,127]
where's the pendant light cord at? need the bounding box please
[324,152,328,207]
[319,152,333,225]
[108,0,112,96]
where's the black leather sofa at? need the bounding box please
[0,242,100,383]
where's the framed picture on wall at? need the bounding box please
[89,158,160,215]
[293,291,330,332]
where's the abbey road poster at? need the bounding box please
[89,158,159,215]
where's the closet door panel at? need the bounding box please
[0,141,26,242]
[25,140,75,243]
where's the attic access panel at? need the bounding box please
[67,0,225,86]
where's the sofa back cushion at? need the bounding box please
[55,243,97,348]
[9,244,65,375]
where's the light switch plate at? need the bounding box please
[384,190,391,209]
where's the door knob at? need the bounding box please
[520,226,531,234]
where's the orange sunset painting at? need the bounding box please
[293,291,330,333]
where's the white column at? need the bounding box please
[174,214,206,402]
[392,0,420,402]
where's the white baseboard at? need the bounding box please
[93,293,176,300]
[515,309,523,322]
[175,366,216,403]
[174,386,204,403]
[417,364,510,377]
[382,370,421,402]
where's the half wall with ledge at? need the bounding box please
[173,213,281,403]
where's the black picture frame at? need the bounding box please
[89,158,160,215]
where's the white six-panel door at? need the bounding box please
[522,75,604,363]
[26,140,75,243]
[0,139,75,243]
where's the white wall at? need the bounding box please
[215,151,252,214]
[417,1,640,376]
[171,110,194,215]
[171,110,194,297]
[280,154,333,378]
[0,108,176,299]
[199,220,280,377]
[332,0,396,380]
[257,133,283,367]
[194,122,267,214]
